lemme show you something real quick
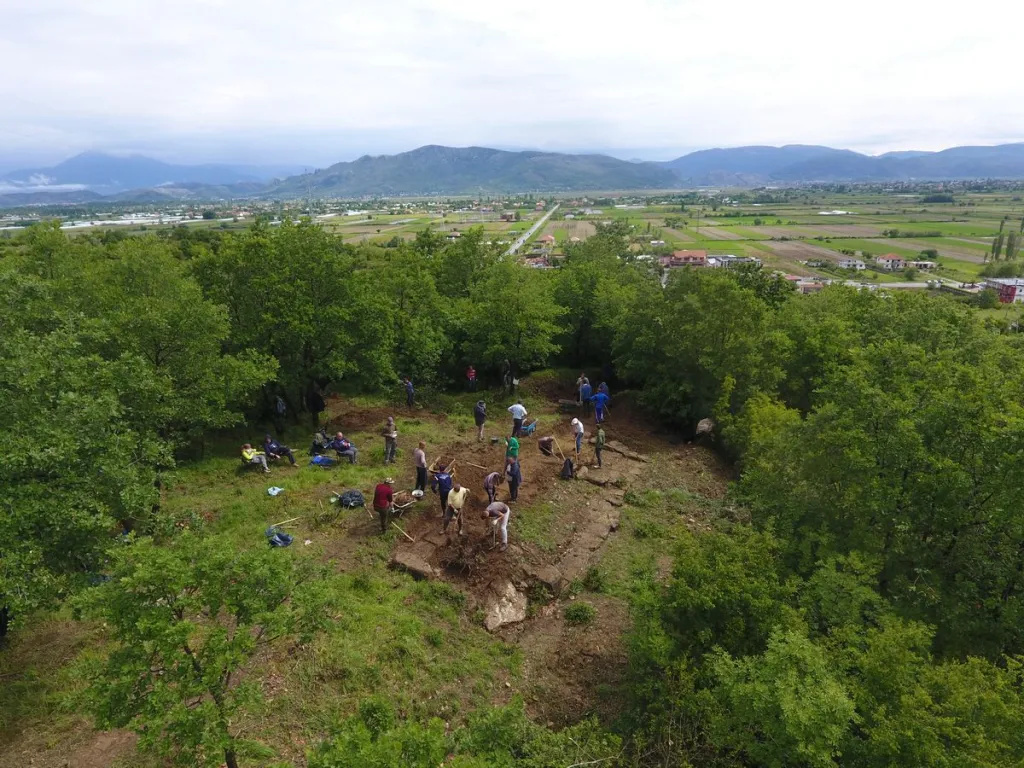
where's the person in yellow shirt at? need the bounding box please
[444,483,471,536]
[241,443,270,473]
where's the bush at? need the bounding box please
[582,567,606,593]
[565,602,597,626]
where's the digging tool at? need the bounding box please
[391,521,415,542]
[463,461,488,471]
[271,516,301,527]
[551,437,567,462]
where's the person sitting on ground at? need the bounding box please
[327,432,358,464]
[483,470,504,503]
[481,501,512,552]
[263,433,296,466]
[444,483,470,536]
[507,400,528,437]
[595,425,606,469]
[474,400,487,442]
[580,378,593,417]
[241,443,270,473]
[503,434,520,460]
[571,418,585,457]
[373,477,395,535]
[414,441,428,493]
[538,436,555,456]
[431,463,454,516]
[505,456,522,503]
[381,416,398,465]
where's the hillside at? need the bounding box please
[266,145,680,196]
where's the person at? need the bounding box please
[595,425,606,468]
[431,463,454,516]
[381,416,398,465]
[373,478,395,535]
[481,501,511,551]
[263,433,296,465]
[241,443,270,473]
[571,418,586,457]
[576,372,590,403]
[538,436,554,456]
[591,390,610,425]
[483,470,504,503]
[273,394,287,433]
[504,434,520,461]
[413,441,428,493]
[505,456,522,503]
[403,377,415,408]
[444,483,470,536]
[306,386,325,429]
[466,365,477,392]
[328,432,358,464]
[508,400,527,437]
[580,378,593,417]
[501,358,512,392]
[474,400,487,442]
[597,381,609,397]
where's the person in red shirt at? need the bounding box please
[466,365,477,392]
[373,478,395,535]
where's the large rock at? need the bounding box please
[390,551,437,580]
[484,581,528,631]
[523,563,564,596]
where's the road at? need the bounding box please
[505,203,560,256]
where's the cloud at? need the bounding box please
[2,0,1022,165]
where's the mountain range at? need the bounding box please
[3,142,1024,207]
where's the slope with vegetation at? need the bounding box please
[3,218,1024,767]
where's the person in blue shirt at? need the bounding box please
[505,457,522,503]
[263,433,296,465]
[327,432,358,464]
[580,379,593,417]
[431,463,454,515]
[403,377,415,408]
[591,391,610,425]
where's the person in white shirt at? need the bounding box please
[508,401,528,437]
[571,417,585,457]
[481,501,511,551]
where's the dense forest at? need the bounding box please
[4,218,1024,767]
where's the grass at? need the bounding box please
[563,602,596,626]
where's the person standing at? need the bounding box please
[466,365,477,392]
[571,418,585,458]
[431,463,454,516]
[381,416,398,465]
[444,483,470,536]
[413,441,428,493]
[507,400,527,437]
[403,376,415,408]
[595,426,606,468]
[591,390,610,425]
[505,456,522,503]
[576,372,590,404]
[483,470,504,503]
[580,379,593,417]
[373,478,395,535]
[474,400,487,442]
[263,433,297,466]
[504,435,520,461]
[481,502,512,552]
[273,394,287,434]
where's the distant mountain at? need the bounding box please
[662,142,1024,184]
[266,145,679,196]
[0,189,105,207]
[1,152,302,194]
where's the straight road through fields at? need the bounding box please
[506,203,560,256]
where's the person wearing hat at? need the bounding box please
[571,418,585,458]
[373,477,395,535]
[482,501,512,552]
[444,483,470,536]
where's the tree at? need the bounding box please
[201,210,216,220]
[978,288,1000,309]
[993,233,1005,260]
[77,534,327,768]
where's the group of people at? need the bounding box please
[240,433,298,473]
[576,373,610,424]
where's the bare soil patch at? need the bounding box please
[761,240,842,263]
[695,226,743,240]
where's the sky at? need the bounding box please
[2,0,1024,171]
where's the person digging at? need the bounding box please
[443,483,470,537]
[373,477,395,535]
[482,501,512,552]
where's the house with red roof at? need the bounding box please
[876,253,906,271]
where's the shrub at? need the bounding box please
[565,602,597,626]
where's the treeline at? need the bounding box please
[5,218,1024,765]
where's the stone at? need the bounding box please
[390,551,437,580]
[523,563,564,596]
[608,508,622,532]
[484,581,528,631]
[696,418,715,435]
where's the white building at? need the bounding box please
[839,257,866,270]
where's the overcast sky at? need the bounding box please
[2,0,1023,170]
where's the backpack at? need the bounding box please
[560,458,575,480]
[339,489,365,508]
[265,526,294,548]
